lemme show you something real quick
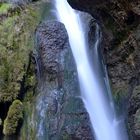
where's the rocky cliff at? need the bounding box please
[0,0,140,139]
[68,0,140,139]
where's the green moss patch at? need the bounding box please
[3,100,23,135]
[0,3,12,14]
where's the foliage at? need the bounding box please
[3,100,23,135]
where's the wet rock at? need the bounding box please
[25,20,93,140]
[129,86,140,115]
[128,85,140,139]
[134,109,140,138]
[36,21,68,76]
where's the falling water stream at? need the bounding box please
[55,0,128,140]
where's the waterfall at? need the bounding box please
[55,0,128,140]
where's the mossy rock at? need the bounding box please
[3,100,23,136]
[0,3,41,103]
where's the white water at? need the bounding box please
[55,0,128,140]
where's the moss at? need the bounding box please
[23,60,36,103]
[0,1,49,138]
[0,3,41,103]
[0,3,12,14]
[3,100,23,135]
[0,15,26,102]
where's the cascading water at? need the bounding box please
[55,0,128,140]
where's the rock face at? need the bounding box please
[67,0,140,139]
[129,86,140,139]
[23,21,93,140]
[36,21,68,75]
[68,0,140,16]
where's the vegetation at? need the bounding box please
[0,0,43,136]
[0,2,40,103]
[3,100,23,135]
[0,3,12,14]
